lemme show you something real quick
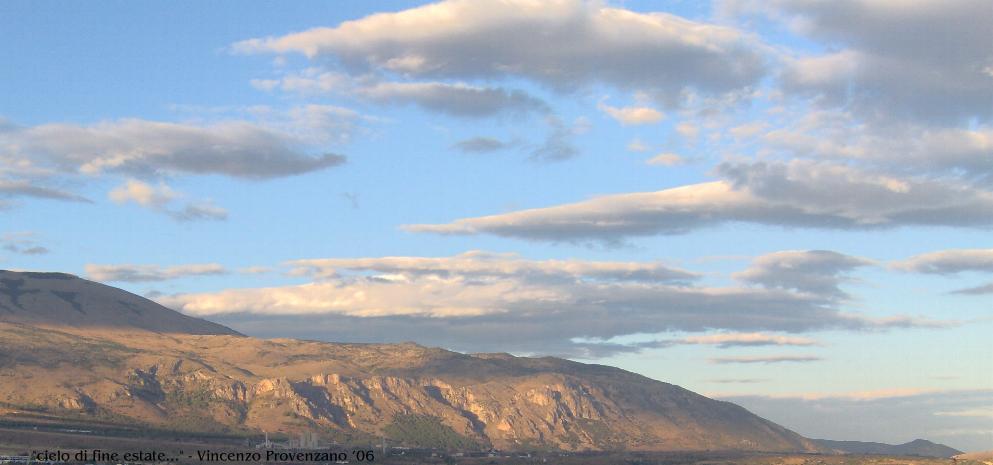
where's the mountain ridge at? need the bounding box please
[0,269,240,335]
[0,270,828,452]
[812,438,963,458]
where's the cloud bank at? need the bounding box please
[405,161,993,243]
[159,251,936,356]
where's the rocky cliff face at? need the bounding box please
[0,270,821,452]
[0,322,820,452]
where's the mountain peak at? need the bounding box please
[0,269,240,335]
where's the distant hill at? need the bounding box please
[813,438,962,458]
[0,269,825,452]
[0,270,240,335]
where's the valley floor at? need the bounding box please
[0,419,977,465]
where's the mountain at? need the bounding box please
[813,438,963,458]
[0,270,823,452]
[0,270,239,335]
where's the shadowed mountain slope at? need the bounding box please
[0,270,240,335]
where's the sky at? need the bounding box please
[1,0,991,452]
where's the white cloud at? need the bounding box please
[599,103,664,125]
[159,251,937,356]
[891,249,993,296]
[892,249,993,275]
[86,263,228,282]
[286,250,698,283]
[735,0,993,123]
[238,266,272,275]
[109,179,176,208]
[646,153,685,166]
[680,332,817,348]
[108,180,228,222]
[761,111,993,185]
[1,116,347,180]
[234,0,767,102]
[405,161,993,243]
[734,250,874,299]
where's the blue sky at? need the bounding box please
[1,0,991,451]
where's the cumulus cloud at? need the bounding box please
[108,180,228,222]
[405,160,993,243]
[734,250,874,299]
[0,117,346,180]
[710,355,821,364]
[722,389,993,452]
[234,0,767,102]
[85,263,228,282]
[159,251,935,356]
[598,102,664,125]
[733,0,993,123]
